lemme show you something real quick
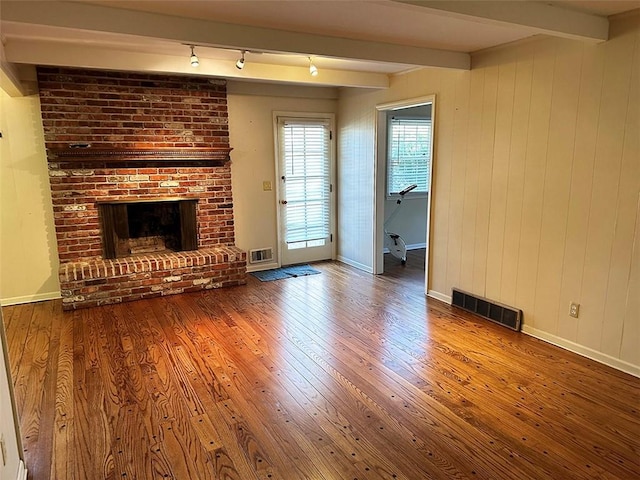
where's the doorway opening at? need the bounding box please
[374,95,435,296]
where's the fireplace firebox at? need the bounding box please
[98,198,198,259]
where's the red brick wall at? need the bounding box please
[38,67,228,149]
[37,68,235,263]
[47,165,234,262]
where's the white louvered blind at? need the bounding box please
[387,117,431,195]
[280,119,331,244]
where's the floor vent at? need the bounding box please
[249,248,273,264]
[451,288,522,331]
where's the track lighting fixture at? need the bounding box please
[309,57,318,76]
[189,45,199,67]
[185,45,322,77]
[236,50,246,70]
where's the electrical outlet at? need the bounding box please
[569,302,580,318]
[262,181,272,191]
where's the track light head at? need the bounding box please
[309,57,318,77]
[189,45,199,67]
[236,50,246,70]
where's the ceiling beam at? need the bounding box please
[393,0,609,43]
[1,1,470,70]
[4,39,390,89]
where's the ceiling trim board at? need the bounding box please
[226,81,340,99]
[0,42,28,97]
[0,63,26,97]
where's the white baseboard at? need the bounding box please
[521,325,640,379]
[1,291,61,307]
[424,289,639,378]
[427,290,451,304]
[382,242,427,254]
[16,461,27,480]
[246,261,280,273]
[336,256,374,274]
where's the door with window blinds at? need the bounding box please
[277,117,333,266]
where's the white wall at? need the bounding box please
[226,82,338,269]
[337,12,640,375]
[383,197,428,248]
[0,88,60,305]
[336,89,378,272]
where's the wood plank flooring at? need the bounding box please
[4,258,639,480]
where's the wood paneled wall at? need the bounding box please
[337,94,377,272]
[337,12,639,373]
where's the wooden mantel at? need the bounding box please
[48,147,233,165]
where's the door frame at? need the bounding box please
[273,111,337,267]
[373,95,436,295]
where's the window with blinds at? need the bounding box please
[387,116,431,195]
[280,119,331,244]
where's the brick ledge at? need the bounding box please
[58,246,247,310]
[59,246,245,282]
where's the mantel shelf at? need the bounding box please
[48,147,233,164]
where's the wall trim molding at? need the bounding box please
[1,292,61,307]
[246,262,280,273]
[16,461,27,480]
[521,325,640,379]
[383,242,427,254]
[427,290,451,304]
[337,256,374,274]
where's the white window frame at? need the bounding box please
[386,115,432,199]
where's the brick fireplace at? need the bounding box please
[38,67,246,310]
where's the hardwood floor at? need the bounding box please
[382,248,426,287]
[4,259,639,479]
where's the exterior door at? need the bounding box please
[276,116,334,266]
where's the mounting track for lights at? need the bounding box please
[182,44,320,76]
[309,57,318,76]
[236,50,246,70]
[189,45,199,67]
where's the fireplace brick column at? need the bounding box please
[37,67,246,309]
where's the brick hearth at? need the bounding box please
[37,68,247,309]
[59,246,245,310]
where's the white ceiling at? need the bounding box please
[1,0,639,90]
[89,0,541,52]
[87,0,638,50]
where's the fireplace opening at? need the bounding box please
[98,199,198,259]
